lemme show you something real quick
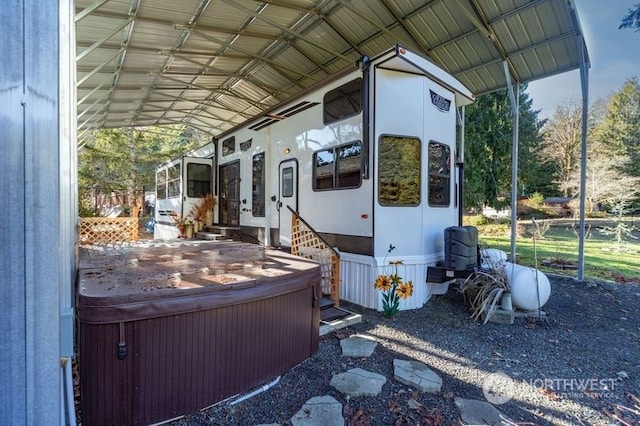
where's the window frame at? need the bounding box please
[281,166,294,198]
[186,162,212,198]
[377,134,422,207]
[323,78,363,125]
[156,169,167,200]
[167,164,181,198]
[312,141,363,191]
[427,140,451,207]
[221,136,236,156]
[252,152,266,217]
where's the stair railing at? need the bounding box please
[288,206,340,306]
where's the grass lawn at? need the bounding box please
[474,220,640,283]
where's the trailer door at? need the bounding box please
[277,160,298,247]
[219,161,241,226]
[182,157,214,219]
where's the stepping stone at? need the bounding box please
[340,335,377,357]
[393,359,442,393]
[454,398,512,426]
[290,395,343,426]
[330,368,386,397]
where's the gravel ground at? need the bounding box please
[173,274,640,426]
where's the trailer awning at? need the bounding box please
[76,0,589,140]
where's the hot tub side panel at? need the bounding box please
[79,321,136,425]
[80,281,320,425]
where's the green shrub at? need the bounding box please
[79,203,97,217]
[491,216,511,225]
[586,211,608,218]
[528,192,545,208]
[478,223,511,236]
[464,214,489,226]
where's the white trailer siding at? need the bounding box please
[269,74,370,240]
[422,78,459,260]
[363,65,461,310]
[154,142,216,239]
[373,69,427,259]
[153,46,475,311]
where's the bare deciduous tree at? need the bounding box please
[564,155,640,213]
[540,100,583,197]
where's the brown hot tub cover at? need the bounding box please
[78,241,320,425]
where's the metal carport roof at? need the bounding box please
[75,0,589,142]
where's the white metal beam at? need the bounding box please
[576,37,590,281]
[76,17,133,62]
[503,60,520,263]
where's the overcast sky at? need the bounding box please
[526,1,640,118]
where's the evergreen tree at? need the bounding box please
[516,90,553,196]
[592,78,640,178]
[463,86,548,210]
[619,3,640,32]
[79,125,208,214]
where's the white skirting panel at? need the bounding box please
[339,253,379,309]
[340,253,443,311]
[154,223,179,240]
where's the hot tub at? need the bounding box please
[77,241,320,426]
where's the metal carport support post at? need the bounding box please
[577,34,590,281]
[503,61,520,263]
[1,0,76,424]
[567,0,590,282]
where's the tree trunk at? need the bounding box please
[128,129,137,209]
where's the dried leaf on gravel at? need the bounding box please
[388,401,402,413]
[602,406,636,426]
[344,406,374,426]
[163,275,640,426]
[394,416,406,426]
[539,387,559,401]
[407,398,422,409]
[416,406,445,425]
[334,330,349,339]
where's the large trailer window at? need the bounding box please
[428,141,450,206]
[378,135,421,206]
[252,152,265,217]
[323,78,362,125]
[167,164,181,198]
[187,163,211,198]
[313,141,362,191]
[156,169,167,199]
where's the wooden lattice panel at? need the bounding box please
[290,215,340,306]
[80,217,139,245]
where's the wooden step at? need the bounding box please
[319,297,334,310]
[195,231,230,241]
[202,225,241,238]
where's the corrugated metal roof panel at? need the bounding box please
[136,0,202,22]
[75,0,589,138]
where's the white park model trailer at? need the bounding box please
[155,45,475,310]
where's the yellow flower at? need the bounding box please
[374,275,392,292]
[390,273,402,285]
[396,281,414,299]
